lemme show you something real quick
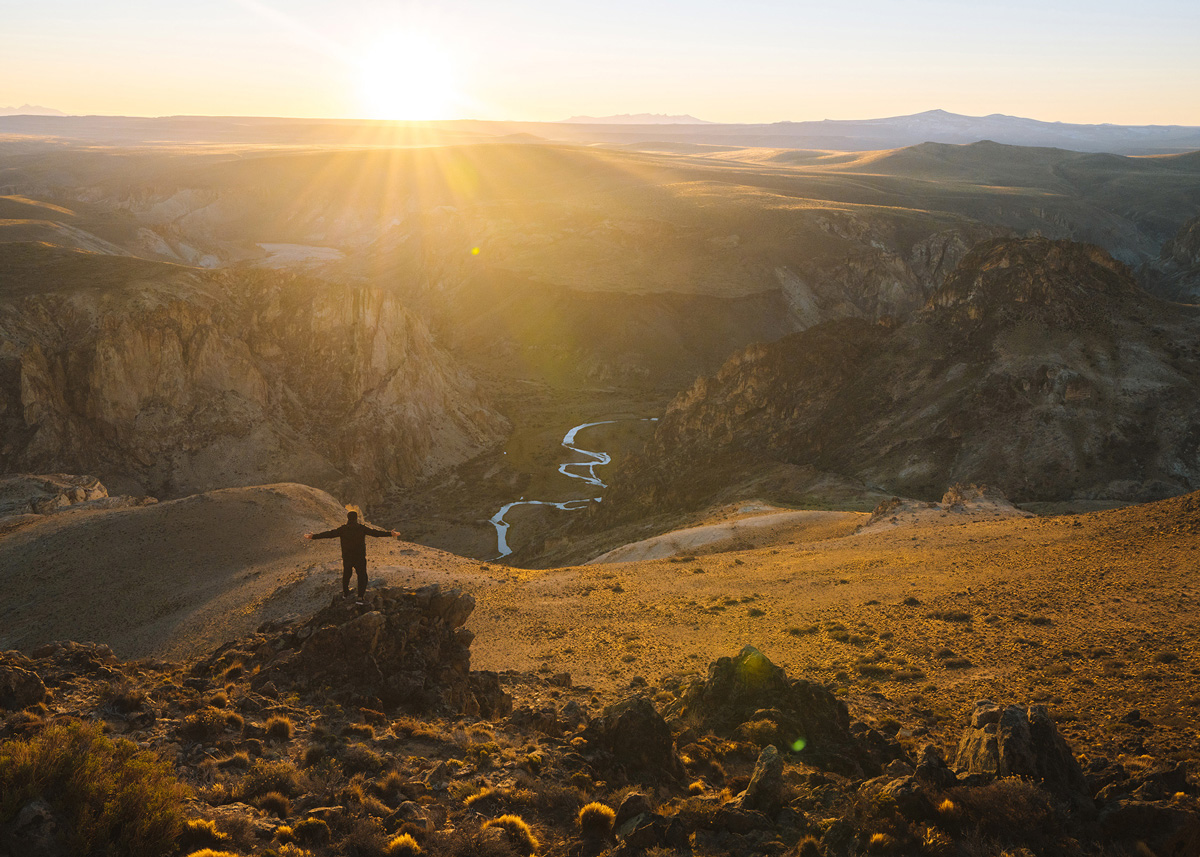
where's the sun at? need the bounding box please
[357,32,460,121]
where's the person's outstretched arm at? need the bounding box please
[305,527,341,540]
[364,525,396,538]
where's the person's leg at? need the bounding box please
[356,559,368,599]
[342,558,353,596]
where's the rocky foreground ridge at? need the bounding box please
[604,237,1200,519]
[0,249,505,500]
[3,594,1199,856]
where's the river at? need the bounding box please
[488,418,657,558]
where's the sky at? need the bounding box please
[2,0,1199,125]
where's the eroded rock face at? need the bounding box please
[582,696,683,784]
[194,584,511,717]
[954,701,1089,801]
[666,646,878,776]
[0,262,506,501]
[604,237,1200,516]
[1144,215,1200,301]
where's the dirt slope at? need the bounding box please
[0,483,472,660]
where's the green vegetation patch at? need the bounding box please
[0,720,189,857]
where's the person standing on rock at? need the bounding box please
[304,510,400,605]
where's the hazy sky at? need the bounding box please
[3,0,1198,124]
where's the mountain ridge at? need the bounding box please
[601,237,1200,522]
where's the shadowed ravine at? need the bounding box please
[488,418,657,558]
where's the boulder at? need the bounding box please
[1100,799,1200,855]
[614,793,654,831]
[0,799,66,857]
[736,744,784,815]
[0,661,48,711]
[913,742,957,789]
[585,697,683,783]
[954,701,1090,802]
[666,646,877,775]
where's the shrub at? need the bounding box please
[0,721,189,857]
[465,786,507,811]
[342,723,375,739]
[236,759,304,800]
[386,833,422,856]
[928,610,971,622]
[181,708,231,741]
[292,816,331,846]
[178,818,228,852]
[265,716,294,742]
[578,802,615,839]
[795,835,822,857]
[184,851,240,857]
[947,778,1056,847]
[342,743,385,776]
[302,744,326,768]
[256,791,292,817]
[101,681,147,714]
[868,832,895,852]
[482,815,539,855]
[215,752,250,771]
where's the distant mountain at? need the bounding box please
[0,103,67,116]
[561,113,716,125]
[2,110,1197,154]
[541,108,1200,154]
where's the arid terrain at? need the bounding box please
[3,123,1200,857]
[3,475,1200,857]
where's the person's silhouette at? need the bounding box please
[305,510,399,604]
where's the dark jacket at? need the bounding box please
[312,521,392,560]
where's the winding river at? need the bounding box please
[489,418,657,558]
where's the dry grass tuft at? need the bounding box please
[578,801,616,839]
[481,814,539,855]
[386,832,423,856]
[291,817,331,846]
[215,752,250,771]
[265,715,294,742]
[255,790,292,817]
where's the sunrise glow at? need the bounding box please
[357,32,461,121]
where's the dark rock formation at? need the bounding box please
[666,646,879,776]
[195,585,510,717]
[954,701,1089,803]
[736,744,784,815]
[604,237,1200,515]
[1144,215,1200,301]
[0,658,48,711]
[582,696,683,783]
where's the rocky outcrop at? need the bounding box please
[195,584,511,717]
[0,658,48,711]
[0,475,154,535]
[582,695,684,784]
[0,255,506,501]
[604,237,1200,515]
[954,701,1089,802]
[1143,215,1200,301]
[666,646,880,776]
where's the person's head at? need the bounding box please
[347,510,358,523]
